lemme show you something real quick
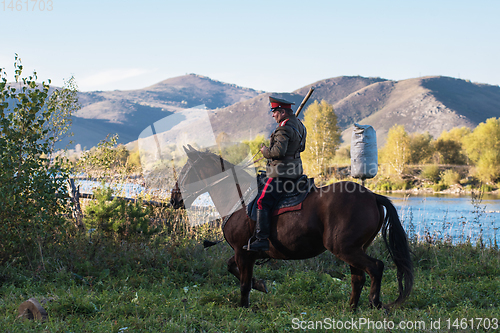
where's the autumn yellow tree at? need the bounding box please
[302,100,341,177]
[434,127,471,165]
[379,124,410,175]
[463,118,500,183]
[409,132,434,164]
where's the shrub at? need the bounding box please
[372,177,410,191]
[0,56,73,264]
[481,183,495,192]
[440,169,461,187]
[421,165,440,183]
[432,183,447,192]
[391,178,411,190]
[84,185,156,241]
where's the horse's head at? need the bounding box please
[169,145,218,209]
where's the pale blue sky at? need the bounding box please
[1,0,499,92]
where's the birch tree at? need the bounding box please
[379,124,410,175]
[302,100,341,178]
[45,75,80,154]
[463,118,500,183]
[0,55,73,263]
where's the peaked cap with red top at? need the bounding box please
[269,96,295,111]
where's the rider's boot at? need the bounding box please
[243,209,270,252]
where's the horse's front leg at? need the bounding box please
[234,250,257,307]
[227,255,268,293]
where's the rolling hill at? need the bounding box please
[63,74,263,149]
[60,74,500,150]
[207,76,500,146]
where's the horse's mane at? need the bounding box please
[196,149,256,184]
[203,150,235,167]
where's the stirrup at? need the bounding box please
[243,238,269,252]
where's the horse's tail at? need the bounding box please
[376,194,414,306]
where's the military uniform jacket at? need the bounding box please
[262,114,307,179]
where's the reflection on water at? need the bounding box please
[387,193,500,245]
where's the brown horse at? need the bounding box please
[170,146,413,309]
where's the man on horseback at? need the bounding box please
[244,96,307,252]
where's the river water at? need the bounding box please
[76,179,500,245]
[388,193,500,245]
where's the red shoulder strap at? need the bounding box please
[279,119,290,127]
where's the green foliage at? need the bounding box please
[214,132,254,165]
[302,100,341,178]
[372,177,411,191]
[432,183,447,191]
[434,138,464,164]
[409,131,434,164]
[76,134,138,179]
[45,75,81,152]
[83,185,154,240]
[216,141,253,166]
[481,183,495,193]
[435,127,470,165]
[440,169,461,186]
[77,134,119,177]
[240,134,269,169]
[463,118,500,183]
[439,126,472,142]
[0,55,72,264]
[331,145,351,165]
[127,148,142,171]
[421,165,441,183]
[379,124,410,175]
[243,134,269,156]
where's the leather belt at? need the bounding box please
[279,155,299,161]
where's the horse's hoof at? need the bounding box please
[369,302,384,310]
[253,279,268,293]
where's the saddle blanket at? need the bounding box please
[246,174,315,221]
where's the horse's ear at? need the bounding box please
[183,145,200,159]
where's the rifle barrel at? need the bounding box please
[295,87,315,117]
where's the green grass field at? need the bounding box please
[1,212,500,332]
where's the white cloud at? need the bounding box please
[79,68,154,91]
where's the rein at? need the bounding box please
[176,153,258,229]
[177,156,233,204]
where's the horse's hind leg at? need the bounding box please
[234,251,257,307]
[227,255,268,293]
[337,250,384,309]
[349,266,366,309]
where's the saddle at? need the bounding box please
[246,172,316,221]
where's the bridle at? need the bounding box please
[174,154,233,206]
[173,151,259,231]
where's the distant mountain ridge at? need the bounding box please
[208,76,500,146]
[65,74,263,149]
[59,74,500,150]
